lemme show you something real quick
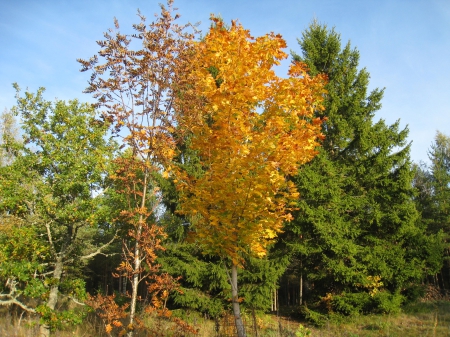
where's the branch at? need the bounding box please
[38,270,55,277]
[0,297,36,313]
[68,296,86,306]
[0,278,36,313]
[45,220,56,256]
[79,231,119,261]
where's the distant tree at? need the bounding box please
[175,18,326,337]
[0,86,117,337]
[427,132,450,237]
[414,131,450,290]
[0,108,20,166]
[284,22,440,317]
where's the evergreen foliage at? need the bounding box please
[286,22,440,316]
[0,5,447,333]
[414,131,450,289]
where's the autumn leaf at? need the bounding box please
[176,17,327,265]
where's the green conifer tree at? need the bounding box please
[414,132,450,290]
[285,22,439,316]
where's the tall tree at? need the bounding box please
[414,131,450,290]
[175,18,326,336]
[0,86,117,337]
[285,22,438,316]
[428,132,450,237]
[78,1,198,335]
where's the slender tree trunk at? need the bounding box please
[127,170,148,337]
[231,263,246,337]
[300,271,303,305]
[287,277,290,306]
[275,289,280,316]
[299,258,303,305]
[271,287,274,311]
[123,275,127,295]
[127,225,142,337]
[252,308,259,337]
[39,255,64,337]
[273,287,278,312]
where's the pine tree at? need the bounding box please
[285,22,438,316]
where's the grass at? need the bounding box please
[1,301,449,336]
[301,301,450,337]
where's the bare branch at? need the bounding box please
[79,231,119,260]
[68,296,86,306]
[45,220,56,256]
[0,297,36,313]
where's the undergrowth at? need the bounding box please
[0,301,449,336]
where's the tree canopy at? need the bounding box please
[283,22,441,317]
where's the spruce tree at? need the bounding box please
[285,22,438,316]
[427,132,450,237]
[414,132,450,290]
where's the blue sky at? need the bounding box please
[1,0,449,164]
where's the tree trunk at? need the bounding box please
[273,287,278,312]
[231,263,246,337]
[275,288,280,316]
[127,231,142,337]
[127,171,148,337]
[252,308,259,337]
[271,287,274,311]
[39,255,64,337]
[287,277,290,306]
[299,258,303,305]
[299,271,303,305]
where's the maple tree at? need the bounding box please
[175,18,326,337]
[78,1,197,335]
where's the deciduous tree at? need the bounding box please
[78,1,198,335]
[175,18,326,337]
[0,108,20,167]
[0,86,117,337]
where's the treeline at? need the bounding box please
[0,2,448,336]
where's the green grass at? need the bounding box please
[1,301,449,336]
[301,301,450,337]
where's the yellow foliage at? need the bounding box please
[105,324,113,333]
[176,17,327,265]
[112,320,123,327]
[355,275,384,297]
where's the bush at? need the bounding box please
[372,290,404,314]
[300,306,328,327]
[331,292,371,316]
[402,284,426,303]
